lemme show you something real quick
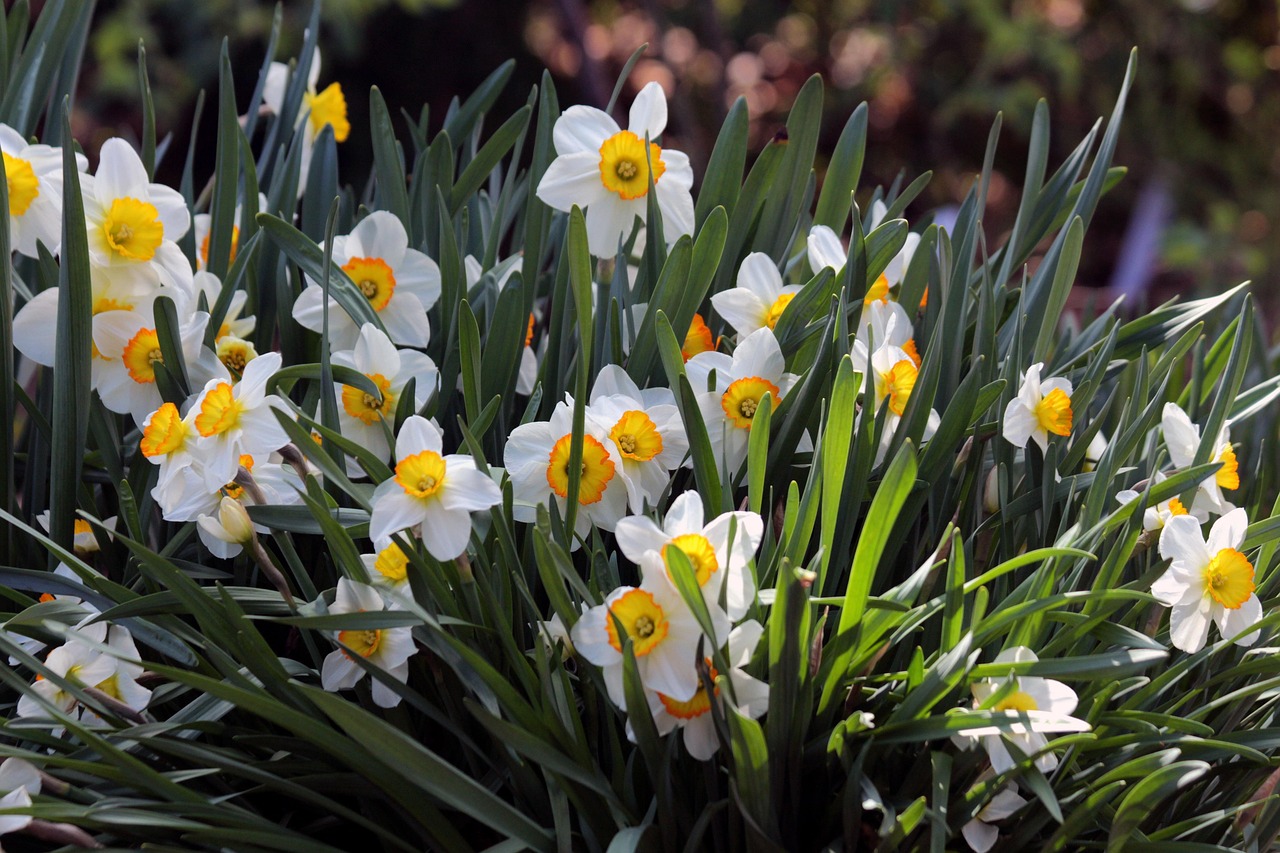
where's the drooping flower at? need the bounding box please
[1155,508,1262,653]
[587,365,688,512]
[0,122,85,258]
[571,578,707,705]
[1161,402,1239,517]
[962,783,1029,853]
[642,620,769,761]
[292,211,441,350]
[536,81,694,257]
[616,491,763,622]
[188,352,291,491]
[1002,363,1073,453]
[263,48,350,185]
[0,756,41,840]
[159,452,304,554]
[954,647,1089,775]
[196,496,257,558]
[368,416,502,560]
[364,540,411,596]
[688,328,798,476]
[320,578,417,709]
[710,252,802,338]
[1115,470,1206,532]
[504,396,629,542]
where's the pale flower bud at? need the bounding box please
[983,466,1001,515]
[217,497,255,544]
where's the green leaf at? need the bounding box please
[813,102,867,234]
[449,105,531,214]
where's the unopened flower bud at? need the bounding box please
[983,467,1001,515]
[217,496,255,544]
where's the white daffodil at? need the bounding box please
[194,270,256,342]
[587,365,688,512]
[140,401,201,502]
[962,782,1029,853]
[616,491,762,622]
[35,511,116,556]
[320,578,417,709]
[82,138,192,289]
[161,452,303,555]
[710,252,803,339]
[857,341,939,465]
[193,193,267,271]
[333,324,438,473]
[954,647,1088,775]
[688,327,798,476]
[571,578,707,706]
[91,306,213,426]
[536,81,694,257]
[1002,363,1073,453]
[0,756,41,840]
[1155,509,1262,653]
[263,47,349,185]
[16,622,151,723]
[363,540,412,596]
[642,619,769,761]
[1161,402,1239,517]
[1,122,85,257]
[850,299,920,376]
[293,211,441,350]
[504,396,629,543]
[808,199,920,306]
[1116,470,1205,532]
[188,352,291,491]
[517,311,540,395]
[368,416,502,560]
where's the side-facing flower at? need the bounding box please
[0,757,41,840]
[369,416,502,560]
[1115,470,1205,533]
[263,48,350,183]
[535,81,694,257]
[710,252,802,338]
[587,365,688,512]
[193,194,267,271]
[962,782,1029,853]
[0,122,84,257]
[1156,508,1262,653]
[1002,363,1073,453]
[320,578,416,709]
[1162,402,1239,517]
[363,540,411,596]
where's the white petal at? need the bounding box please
[1161,402,1200,468]
[1002,400,1038,449]
[1207,507,1249,553]
[438,462,503,512]
[628,82,668,139]
[395,415,443,460]
[94,138,149,203]
[807,225,846,274]
[370,491,427,542]
[1158,514,1212,569]
[1218,594,1262,646]
[553,106,619,156]
[419,504,473,561]
[585,197,641,258]
[1169,595,1213,653]
[962,818,999,853]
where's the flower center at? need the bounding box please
[876,359,918,416]
[375,542,410,583]
[525,313,536,348]
[140,402,189,457]
[195,382,244,437]
[342,256,397,312]
[220,455,255,501]
[765,292,795,330]
[681,313,715,362]
[341,372,396,425]
[122,327,164,384]
[546,434,615,504]
[103,197,164,261]
[902,338,922,368]
[994,689,1039,713]
[1203,547,1254,610]
[658,658,720,719]
[305,82,351,143]
[1034,387,1072,436]
[395,450,447,499]
[604,588,669,656]
[721,376,781,429]
[217,336,257,376]
[598,130,666,200]
[1167,497,1189,517]
[338,627,381,659]
[1216,443,1240,490]
[864,273,890,306]
[200,224,241,269]
[3,152,39,216]
[662,533,719,586]
[609,410,664,462]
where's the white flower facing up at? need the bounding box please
[1155,508,1262,653]
[0,122,85,258]
[0,756,41,840]
[1115,470,1205,533]
[954,647,1089,775]
[642,620,769,761]
[710,252,803,339]
[504,396,629,542]
[82,138,192,290]
[188,351,291,491]
[587,365,688,512]
[293,211,442,350]
[571,578,706,706]
[320,578,416,709]
[1161,402,1239,517]
[687,327,798,477]
[616,491,763,623]
[333,323,438,473]
[962,782,1029,853]
[1002,363,1073,453]
[91,306,213,426]
[368,416,503,561]
[263,47,350,185]
[535,81,694,257]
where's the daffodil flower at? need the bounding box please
[158,453,303,555]
[808,199,920,306]
[571,578,707,706]
[961,783,1028,853]
[195,270,257,343]
[263,47,350,188]
[615,491,763,622]
[92,306,215,426]
[587,365,688,512]
[368,416,502,560]
[687,327,798,476]
[363,540,411,596]
[710,252,803,339]
[293,211,442,350]
[535,81,694,257]
[851,300,920,375]
[0,757,41,840]
[504,396,629,543]
[0,121,85,258]
[857,341,939,465]
[1155,508,1262,653]
[193,193,266,271]
[1115,470,1205,532]
[320,578,417,709]
[188,352,291,491]
[1161,402,1239,517]
[1002,362,1073,453]
[641,620,769,761]
[16,622,151,724]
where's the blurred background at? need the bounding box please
[73,0,1280,320]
